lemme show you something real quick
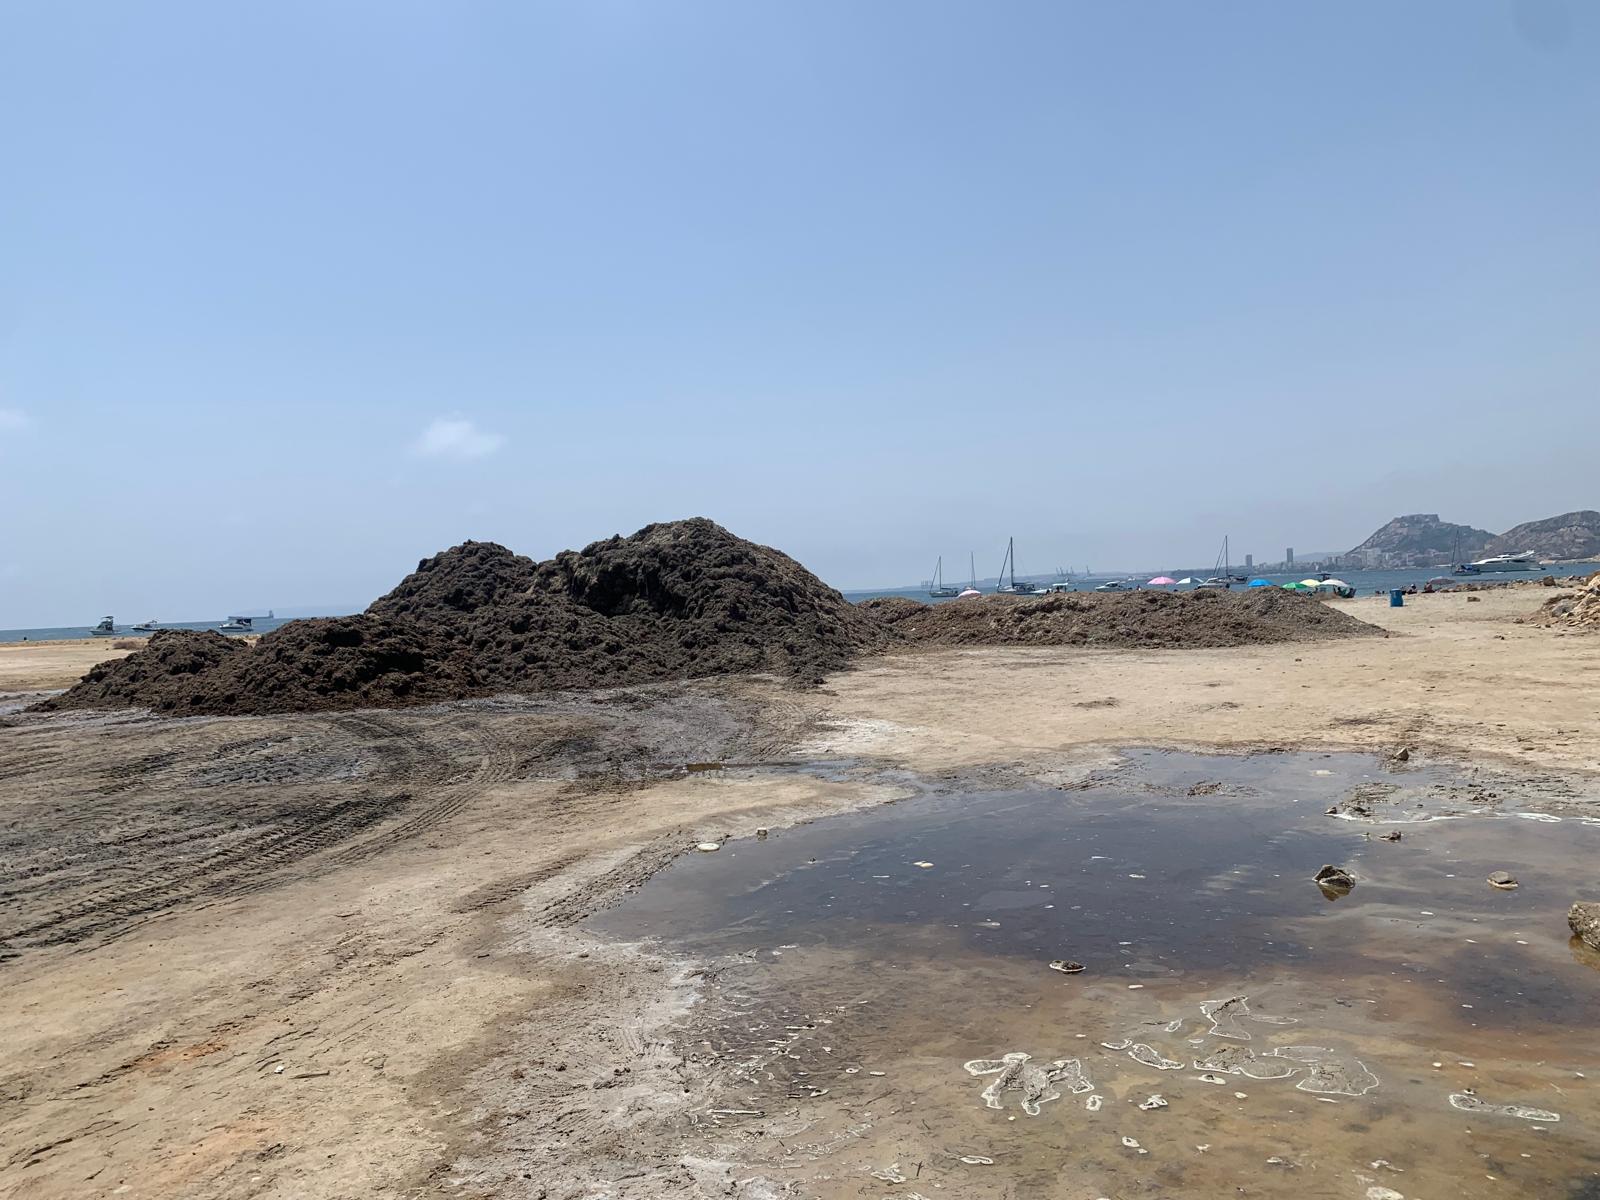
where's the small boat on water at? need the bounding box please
[1094,579,1135,592]
[994,538,1048,595]
[219,616,255,633]
[956,553,983,599]
[927,556,960,599]
[90,616,116,637]
[130,619,160,632]
[1196,535,1248,589]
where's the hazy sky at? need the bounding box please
[2,2,1597,625]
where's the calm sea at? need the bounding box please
[0,617,303,644]
[841,562,1596,605]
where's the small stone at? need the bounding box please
[1048,960,1086,974]
[1380,830,1402,842]
[1570,901,1600,950]
[696,842,722,853]
[1313,864,1355,893]
[1487,871,1518,890]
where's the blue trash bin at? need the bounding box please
[1389,589,1404,607]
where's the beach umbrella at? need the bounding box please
[1247,578,1273,587]
[1316,578,1350,590]
[1175,577,1194,584]
[1300,579,1326,588]
[1281,581,1313,591]
[1147,576,1177,585]
[1425,576,1456,588]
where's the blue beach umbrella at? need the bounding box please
[1247,578,1273,587]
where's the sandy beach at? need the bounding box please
[2,586,1597,1198]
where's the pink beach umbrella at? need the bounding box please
[1147,576,1177,585]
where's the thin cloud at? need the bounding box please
[0,408,29,433]
[412,417,505,460]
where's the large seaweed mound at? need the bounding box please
[861,587,1381,649]
[39,519,886,716]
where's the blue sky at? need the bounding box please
[2,1,1596,625]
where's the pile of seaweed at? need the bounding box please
[860,587,1380,649]
[38,523,1385,717]
[38,519,886,716]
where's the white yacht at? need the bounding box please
[1456,552,1539,574]
[219,616,255,632]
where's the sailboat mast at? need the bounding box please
[1009,537,1016,589]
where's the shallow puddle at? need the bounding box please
[591,751,1600,1198]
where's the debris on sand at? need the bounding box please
[963,1052,1093,1115]
[1313,865,1355,896]
[1048,959,1086,974]
[1527,572,1600,629]
[1448,1092,1559,1122]
[1570,901,1600,951]
[1486,871,1518,890]
[861,587,1380,651]
[37,520,888,716]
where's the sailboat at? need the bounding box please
[1197,536,1248,589]
[994,537,1047,595]
[956,552,982,599]
[927,556,960,599]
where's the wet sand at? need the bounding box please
[593,751,1600,1198]
[1,588,1598,1198]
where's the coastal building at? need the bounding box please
[1286,548,1294,567]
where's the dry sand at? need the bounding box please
[0,638,143,694]
[1,588,1597,1199]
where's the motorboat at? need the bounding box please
[1094,580,1134,592]
[130,619,160,632]
[1455,553,1538,574]
[90,616,116,637]
[219,616,255,632]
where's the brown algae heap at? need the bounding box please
[593,750,1599,1198]
[39,519,1378,716]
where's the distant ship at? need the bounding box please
[90,616,116,637]
[219,616,255,632]
[1454,553,1539,575]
